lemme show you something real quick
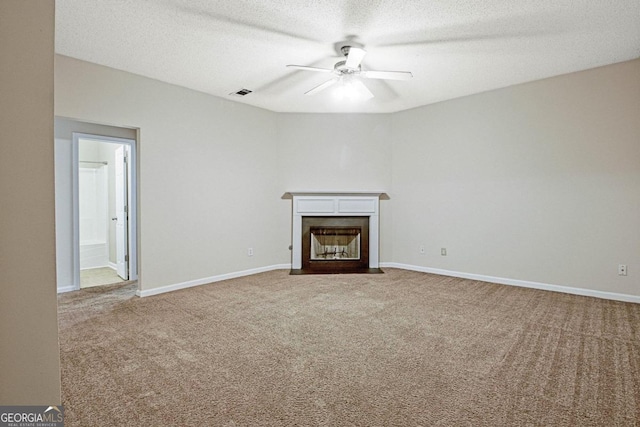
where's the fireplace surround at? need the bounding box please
[286,192,384,274]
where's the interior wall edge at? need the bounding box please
[0,0,61,405]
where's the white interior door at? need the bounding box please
[115,145,129,280]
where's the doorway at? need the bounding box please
[73,133,137,289]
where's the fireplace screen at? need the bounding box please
[301,216,369,273]
[310,227,360,260]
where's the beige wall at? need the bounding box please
[54,57,398,287]
[55,53,639,298]
[55,56,286,291]
[391,59,640,295]
[276,113,393,260]
[0,1,61,404]
[276,113,392,191]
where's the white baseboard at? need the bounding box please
[136,264,292,298]
[107,262,117,271]
[80,264,109,271]
[127,261,640,304]
[57,285,77,294]
[380,262,640,304]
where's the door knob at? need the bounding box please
[111,217,118,221]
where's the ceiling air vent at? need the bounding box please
[229,88,253,97]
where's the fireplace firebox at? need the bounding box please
[302,216,369,273]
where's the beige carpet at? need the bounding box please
[57,268,640,426]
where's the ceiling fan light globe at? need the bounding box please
[343,80,359,100]
[292,43,409,101]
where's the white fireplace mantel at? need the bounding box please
[285,192,387,270]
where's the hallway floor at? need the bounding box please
[80,267,125,288]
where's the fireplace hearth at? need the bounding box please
[286,192,384,275]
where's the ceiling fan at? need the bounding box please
[287,45,413,100]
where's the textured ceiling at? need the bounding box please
[55,0,640,113]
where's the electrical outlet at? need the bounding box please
[441,248,447,256]
[618,264,627,276]
[419,245,425,254]
[248,248,254,257]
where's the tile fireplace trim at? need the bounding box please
[285,192,387,270]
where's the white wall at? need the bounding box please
[78,163,107,244]
[77,139,112,271]
[78,140,106,251]
[55,55,285,292]
[100,142,119,265]
[391,59,640,296]
[77,139,115,252]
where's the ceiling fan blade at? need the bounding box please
[345,47,366,70]
[351,80,374,100]
[305,78,338,95]
[361,70,413,80]
[287,65,334,73]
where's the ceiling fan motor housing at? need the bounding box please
[287,42,412,97]
[334,60,360,74]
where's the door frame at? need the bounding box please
[114,145,129,280]
[71,132,138,290]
